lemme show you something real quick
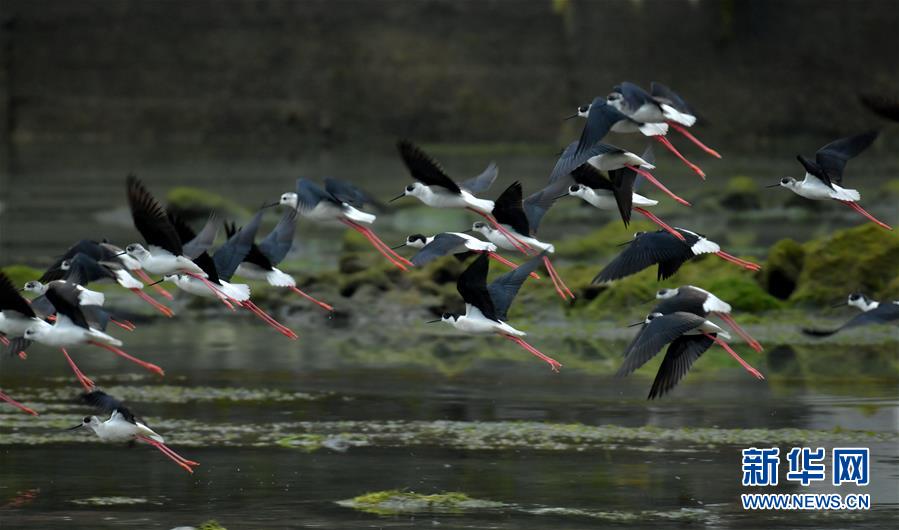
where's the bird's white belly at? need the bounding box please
[581,190,619,211]
[96,421,141,442]
[234,263,270,281]
[173,276,219,298]
[629,103,665,124]
[419,189,469,209]
[302,202,346,224]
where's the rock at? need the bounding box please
[761,239,805,299]
[719,176,762,211]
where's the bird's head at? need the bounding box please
[426,312,459,325]
[391,182,425,203]
[22,280,46,295]
[656,288,679,300]
[565,103,592,121]
[278,192,298,209]
[847,292,874,311]
[567,183,590,199]
[606,91,625,111]
[60,259,72,271]
[471,221,493,236]
[67,415,100,434]
[23,321,48,341]
[768,177,797,190]
[645,312,664,323]
[404,234,429,248]
[124,243,150,261]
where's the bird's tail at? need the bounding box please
[266,268,296,288]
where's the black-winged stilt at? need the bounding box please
[70,390,199,474]
[0,272,41,415]
[392,231,531,275]
[393,140,531,254]
[649,82,721,159]
[594,228,761,283]
[275,177,412,270]
[471,182,573,301]
[228,209,334,313]
[618,311,765,399]
[655,285,763,352]
[803,293,899,337]
[767,131,891,230]
[430,252,562,371]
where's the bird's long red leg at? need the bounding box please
[350,221,415,266]
[340,219,409,270]
[110,318,136,332]
[0,390,38,416]
[138,436,199,473]
[288,286,334,313]
[624,166,692,207]
[702,333,765,380]
[541,257,567,301]
[654,135,706,179]
[0,336,8,346]
[467,208,533,254]
[239,301,298,339]
[544,256,574,300]
[502,334,562,372]
[87,341,165,377]
[62,348,95,391]
[133,269,174,300]
[667,122,722,159]
[839,201,893,230]
[715,251,761,271]
[715,313,763,352]
[183,273,235,310]
[487,252,540,279]
[633,207,686,241]
[129,288,174,317]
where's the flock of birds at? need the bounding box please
[1,81,896,473]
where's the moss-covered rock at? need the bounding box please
[719,176,762,211]
[166,186,250,221]
[554,220,654,261]
[760,239,805,300]
[338,490,505,515]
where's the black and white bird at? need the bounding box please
[430,252,562,371]
[0,273,40,415]
[594,228,761,284]
[617,311,765,399]
[229,209,334,313]
[393,140,531,254]
[23,281,164,390]
[69,390,199,474]
[166,211,298,339]
[768,131,891,230]
[562,156,684,240]
[471,182,573,300]
[803,293,899,337]
[391,231,533,276]
[655,285,763,352]
[276,177,412,270]
[649,82,721,159]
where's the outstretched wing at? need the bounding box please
[45,283,91,329]
[80,390,136,424]
[325,178,373,208]
[815,131,879,185]
[617,312,707,377]
[594,231,691,284]
[295,179,333,212]
[456,253,497,321]
[491,182,531,236]
[126,175,183,255]
[523,179,569,235]
[213,210,263,281]
[613,81,656,114]
[803,304,899,337]
[396,140,461,193]
[607,166,639,227]
[575,98,626,158]
[460,162,498,194]
[487,252,545,321]
[411,233,466,267]
[647,334,713,399]
[257,209,297,266]
[0,272,35,318]
[650,82,696,116]
[181,213,219,260]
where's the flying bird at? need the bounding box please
[655,285,762,352]
[649,82,721,158]
[803,293,899,337]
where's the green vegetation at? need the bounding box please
[338,490,505,515]
[0,264,44,286]
[166,186,250,220]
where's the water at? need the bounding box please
[1,319,897,528]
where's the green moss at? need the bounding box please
[0,265,44,287]
[718,176,762,211]
[880,178,899,196]
[554,220,655,261]
[197,521,228,530]
[166,186,250,220]
[339,490,504,515]
[761,239,805,299]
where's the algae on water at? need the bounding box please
[338,490,505,515]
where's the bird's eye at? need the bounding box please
[442,312,452,319]
[405,185,415,192]
[83,416,91,423]
[578,105,588,113]
[780,178,790,185]
[569,185,578,193]
[849,294,859,300]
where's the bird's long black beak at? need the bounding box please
[830,302,846,308]
[616,240,633,247]
[563,113,578,121]
[765,183,781,188]
[389,192,406,203]
[627,320,645,328]
[425,319,441,324]
[115,251,127,256]
[65,424,84,431]
[553,193,570,201]
[17,288,25,292]
[146,278,165,287]
[262,201,280,208]
[390,242,406,250]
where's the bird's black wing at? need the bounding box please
[617,312,707,377]
[632,145,655,193]
[492,182,531,236]
[213,210,263,281]
[6,337,32,358]
[396,140,461,193]
[487,252,545,321]
[80,390,136,424]
[547,141,579,184]
[411,233,466,267]
[0,272,35,318]
[42,240,106,277]
[295,179,335,212]
[650,82,696,116]
[227,221,273,271]
[570,163,615,192]
[803,304,899,337]
[814,131,879,185]
[325,178,372,208]
[651,290,708,317]
[460,162,498,195]
[45,283,91,329]
[647,334,714,399]
[457,253,497,321]
[257,209,297,266]
[29,295,56,319]
[181,213,219,260]
[523,179,568,235]
[575,98,626,158]
[860,93,899,122]
[594,231,690,283]
[65,254,116,285]
[192,253,220,284]
[80,305,112,332]
[607,166,638,227]
[614,81,656,113]
[126,175,183,255]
